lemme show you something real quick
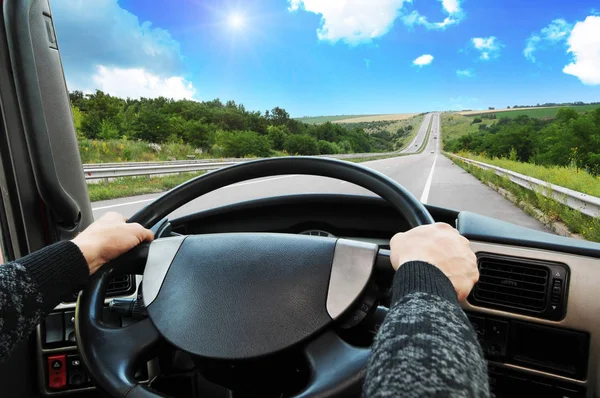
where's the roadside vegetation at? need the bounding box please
[338,114,424,152]
[452,152,600,197]
[445,107,600,176]
[87,172,206,202]
[465,104,599,120]
[450,159,600,243]
[72,91,412,163]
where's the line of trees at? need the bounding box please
[69,90,391,158]
[446,107,600,175]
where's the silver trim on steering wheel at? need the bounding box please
[142,236,187,306]
[326,239,378,319]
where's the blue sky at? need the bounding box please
[52,0,600,116]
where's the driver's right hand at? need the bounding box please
[389,223,479,301]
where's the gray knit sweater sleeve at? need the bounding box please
[0,241,89,359]
[364,261,489,397]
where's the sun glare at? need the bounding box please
[228,13,244,29]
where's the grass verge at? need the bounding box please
[88,172,206,202]
[449,156,600,243]
[455,152,600,197]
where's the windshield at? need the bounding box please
[51,1,600,241]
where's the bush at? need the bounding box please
[284,135,319,155]
[472,118,483,124]
[267,125,289,150]
[218,130,272,158]
[318,140,338,155]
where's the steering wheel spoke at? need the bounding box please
[295,330,370,398]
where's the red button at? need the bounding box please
[47,354,66,389]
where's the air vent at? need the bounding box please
[469,253,568,321]
[300,230,335,238]
[106,274,135,297]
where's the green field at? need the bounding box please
[294,115,374,124]
[440,113,494,146]
[469,104,599,119]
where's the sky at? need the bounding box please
[51,0,600,116]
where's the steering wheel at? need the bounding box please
[75,157,433,397]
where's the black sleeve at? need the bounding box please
[0,241,89,360]
[363,261,489,397]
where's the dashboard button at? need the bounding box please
[47,355,66,389]
[44,313,63,345]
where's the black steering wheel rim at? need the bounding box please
[76,157,433,398]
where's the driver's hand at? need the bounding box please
[390,223,479,301]
[72,212,154,275]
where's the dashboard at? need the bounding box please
[36,193,600,397]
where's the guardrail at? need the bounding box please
[447,153,600,218]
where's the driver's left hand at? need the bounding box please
[72,212,154,275]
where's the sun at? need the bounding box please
[228,13,244,29]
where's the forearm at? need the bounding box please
[364,261,489,397]
[0,241,89,359]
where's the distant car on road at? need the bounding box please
[430,150,434,154]
[434,136,437,139]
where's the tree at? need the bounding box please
[218,131,271,157]
[318,140,338,155]
[284,135,319,155]
[267,125,289,150]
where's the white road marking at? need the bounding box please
[92,198,156,211]
[420,114,439,204]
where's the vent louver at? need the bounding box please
[469,253,569,320]
[106,274,135,297]
[474,256,549,311]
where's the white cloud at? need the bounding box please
[91,66,197,100]
[563,16,600,85]
[288,0,407,45]
[413,54,434,67]
[51,0,187,95]
[524,19,572,62]
[456,68,475,78]
[472,36,502,60]
[402,0,464,30]
[441,0,460,14]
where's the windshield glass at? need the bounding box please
[52,1,600,241]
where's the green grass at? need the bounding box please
[441,113,494,146]
[88,172,205,202]
[469,104,599,119]
[455,152,600,197]
[293,115,374,124]
[449,158,600,243]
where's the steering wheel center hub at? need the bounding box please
[144,233,374,359]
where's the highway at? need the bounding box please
[91,113,548,232]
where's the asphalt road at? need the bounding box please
[92,113,549,232]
